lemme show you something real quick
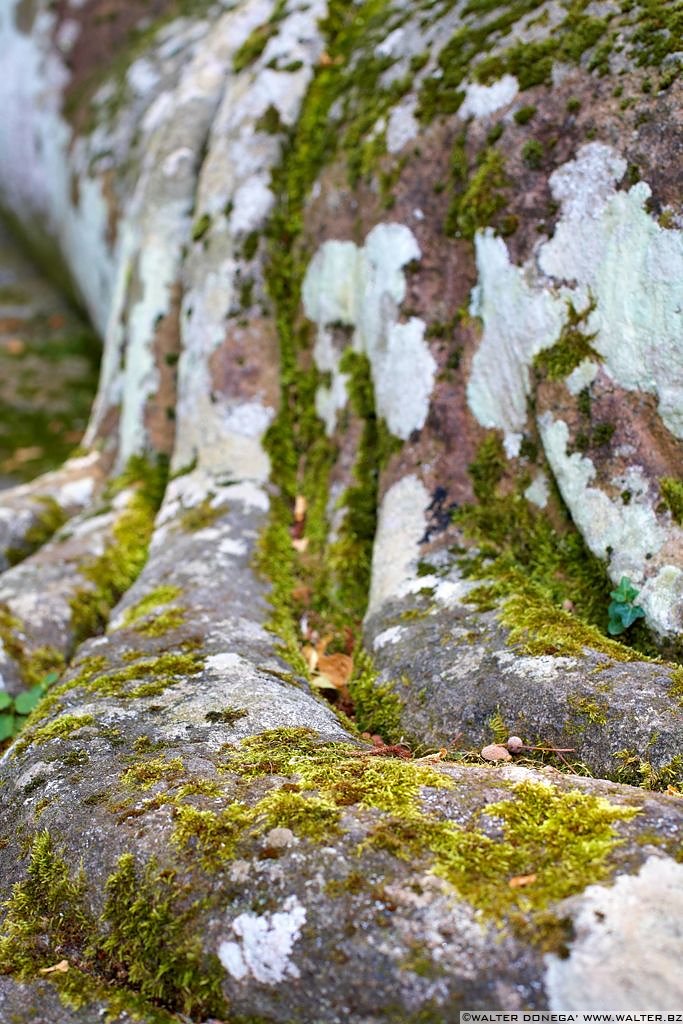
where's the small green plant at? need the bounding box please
[607,576,645,635]
[0,671,60,741]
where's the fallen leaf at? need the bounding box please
[39,959,69,974]
[508,873,537,889]
[481,743,512,762]
[301,644,318,672]
[317,652,353,689]
[310,673,342,692]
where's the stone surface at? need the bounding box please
[0,0,682,1019]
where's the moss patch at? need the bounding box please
[659,478,683,524]
[533,300,600,381]
[0,831,227,1020]
[69,456,168,643]
[6,496,69,567]
[453,434,664,662]
[369,778,637,917]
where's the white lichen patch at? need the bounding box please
[565,358,599,395]
[218,895,307,985]
[303,224,436,439]
[459,74,519,118]
[539,145,683,440]
[467,231,566,439]
[172,0,326,477]
[539,413,666,578]
[386,97,419,154]
[467,142,683,632]
[367,475,430,615]
[545,856,683,1010]
[468,143,683,443]
[373,625,406,650]
[524,472,550,509]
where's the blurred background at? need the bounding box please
[0,218,100,487]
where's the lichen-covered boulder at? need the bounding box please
[0,0,682,1018]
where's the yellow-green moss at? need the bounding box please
[567,692,609,725]
[368,779,637,917]
[80,650,204,700]
[615,749,683,793]
[348,649,404,743]
[454,434,662,661]
[0,832,227,1019]
[659,478,683,524]
[219,727,450,814]
[122,585,182,626]
[70,456,168,643]
[533,300,600,381]
[179,496,226,532]
[120,757,185,790]
[501,594,641,660]
[6,495,68,567]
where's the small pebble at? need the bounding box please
[506,736,524,753]
[481,743,512,762]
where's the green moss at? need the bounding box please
[417,1,619,123]
[348,649,404,742]
[191,213,211,243]
[369,779,636,918]
[567,692,609,725]
[179,495,225,531]
[69,456,168,643]
[660,478,683,524]
[205,706,249,725]
[325,351,401,622]
[172,788,340,868]
[29,713,94,745]
[521,138,544,169]
[514,104,537,124]
[120,757,185,790]
[615,749,683,793]
[233,0,287,72]
[122,585,182,626]
[6,496,68,567]
[220,728,450,815]
[255,103,284,134]
[446,147,508,240]
[669,666,683,702]
[121,585,185,637]
[97,853,226,1016]
[81,650,203,700]
[0,828,228,1018]
[533,299,600,380]
[501,594,641,660]
[0,831,90,976]
[467,433,506,502]
[453,434,666,662]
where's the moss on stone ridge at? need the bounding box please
[0,831,227,1021]
[69,455,168,643]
